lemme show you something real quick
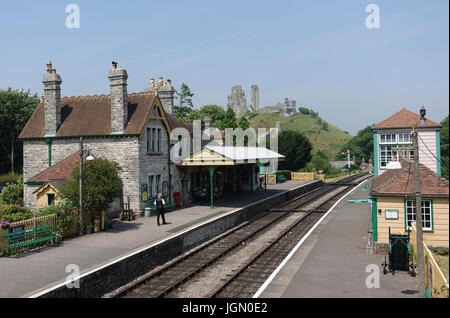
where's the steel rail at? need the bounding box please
[209,173,370,298]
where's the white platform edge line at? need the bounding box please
[28,180,318,298]
[252,179,368,298]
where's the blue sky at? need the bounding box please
[0,0,448,135]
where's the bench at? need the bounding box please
[276,174,286,183]
[4,226,58,255]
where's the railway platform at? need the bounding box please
[258,180,419,298]
[0,180,312,298]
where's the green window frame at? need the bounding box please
[404,199,434,232]
[47,193,55,206]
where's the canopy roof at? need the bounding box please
[177,145,284,166]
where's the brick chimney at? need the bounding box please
[108,61,128,134]
[42,61,62,137]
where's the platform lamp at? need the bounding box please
[79,138,95,236]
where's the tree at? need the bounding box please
[339,125,374,164]
[441,116,449,179]
[238,116,250,130]
[174,83,194,121]
[58,159,123,219]
[277,130,313,171]
[307,150,332,173]
[0,176,23,205]
[216,107,238,130]
[0,88,40,173]
[186,104,226,128]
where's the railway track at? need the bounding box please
[116,173,370,298]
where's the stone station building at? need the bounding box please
[20,62,283,215]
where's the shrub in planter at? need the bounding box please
[1,221,10,230]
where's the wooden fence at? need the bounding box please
[0,211,79,254]
[291,172,326,182]
[410,222,449,298]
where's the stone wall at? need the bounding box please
[138,119,182,210]
[23,137,140,211]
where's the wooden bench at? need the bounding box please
[4,226,58,255]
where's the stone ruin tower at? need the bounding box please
[251,84,259,111]
[227,85,247,117]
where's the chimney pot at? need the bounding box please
[46,61,52,73]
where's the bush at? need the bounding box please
[0,204,32,222]
[0,177,23,205]
[0,173,22,186]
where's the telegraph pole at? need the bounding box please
[79,137,84,236]
[412,124,426,296]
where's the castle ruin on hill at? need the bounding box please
[227,84,296,117]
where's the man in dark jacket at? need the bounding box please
[154,193,167,226]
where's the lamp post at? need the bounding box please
[79,137,84,236]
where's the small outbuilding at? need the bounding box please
[370,160,449,248]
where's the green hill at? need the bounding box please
[249,113,351,155]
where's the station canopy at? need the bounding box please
[177,145,284,166]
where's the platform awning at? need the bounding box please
[176,145,284,166]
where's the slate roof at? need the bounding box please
[19,92,158,139]
[28,151,84,183]
[371,108,441,130]
[371,160,449,197]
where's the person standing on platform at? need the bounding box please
[154,193,167,226]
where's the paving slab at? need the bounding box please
[0,180,310,298]
[259,180,419,298]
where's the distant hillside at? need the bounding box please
[249,113,352,155]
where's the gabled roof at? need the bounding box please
[177,145,284,166]
[371,108,441,130]
[19,92,159,139]
[27,151,83,183]
[371,160,449,197]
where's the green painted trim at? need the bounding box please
[46,193,56,205]
[19,133,140,141]
[436,130,441,176]
[167,131,172,208]
[372,197,378,242]
[373,133,378,176]
[372,126,442,131]
[24,182,45,186]
[208,166,216,209]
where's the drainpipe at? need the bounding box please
[167,132,172,208]
[46,138,52,167]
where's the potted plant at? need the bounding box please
[85,224,93,234]
[1,222,10,230]
[53,233,62,245]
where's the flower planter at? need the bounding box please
[94,218,101,233]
